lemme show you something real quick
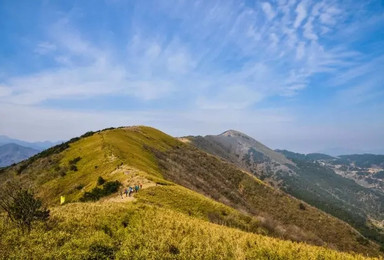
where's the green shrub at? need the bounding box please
[81,131,95,138]
[69,156,82,165]
[75,184,84,190]
[169,244,180,255]
[299,203,306,210]
[101,225,113,237]
[97,176,106,186]
[81,187,103,202]
[87,243,116,260]
[103,181,121,194]
[16,163,28,174]
[80,181,121,202]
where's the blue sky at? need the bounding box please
[0,0,383,154]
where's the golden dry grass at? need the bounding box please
[0,200,380,260]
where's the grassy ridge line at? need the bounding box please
[0,200,379,259]
[4,126,176,205]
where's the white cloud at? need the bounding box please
[294,1,307,28]
[337,84,384,105]
[1,62,127,105]
[319,6,341,25]
[330,55,384,105]
[283,84,306,96]
[34,42,57,55]
[269,33,279,48]
[0,86,12,97]
[196,85,264,109]
[296,41,306,60]
[1,0,356,110]
[261,2,276,20]
[303,17,318,40]
[129,80,175,100]
[167,51,195,74]
[145,42,162,59]
[1,23,205,105]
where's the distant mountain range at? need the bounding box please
[0,143,40,167]
[187,130,384,246]
[276,151,384,194]
[316,147,384,157]
[0,135,58,151]
[0,135,59,167]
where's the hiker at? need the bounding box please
[119,189,123,199]
[129,186,133,197]
[124,188,128,197]
[135,185,139,193]
[139,183,143,189]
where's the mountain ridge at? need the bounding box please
[187,129,384,247]
[0,135,59,150]
[0,143,40,167]
[0,126,381,258]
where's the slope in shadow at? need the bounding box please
[149,144,380,255]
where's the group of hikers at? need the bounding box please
[120,184,142,198]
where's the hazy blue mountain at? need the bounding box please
[0,143,40,167]
[317,147,384,157]
[277,150,384,192]
[337,154,384,168]
[0,135,58,150]
[275,150,336,161]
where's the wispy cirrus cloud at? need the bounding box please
[0,0,361,107]
[261,2,276,21]
[294,1,307,28]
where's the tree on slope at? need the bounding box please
[0,181,49,233]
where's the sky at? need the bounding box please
[0,0,383,155]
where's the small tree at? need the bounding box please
[0,181,50,233]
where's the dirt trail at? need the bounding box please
[104,181,156,203]
[101,164,158,203]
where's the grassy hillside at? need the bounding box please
[189,134,384,246]
[276,150,384,244]
[0,199,377,260]
[0,126,382,258]
[150,144,382,255]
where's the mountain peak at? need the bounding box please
[208,129,295,166]
[220,130,251,139]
